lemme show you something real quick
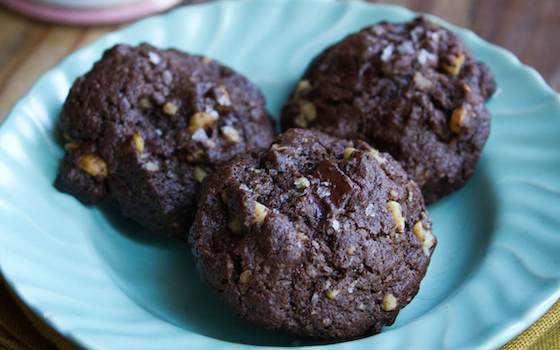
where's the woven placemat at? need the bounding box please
[1,274,558,350]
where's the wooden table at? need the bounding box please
[0,1,558,349]
[0,0,559,121]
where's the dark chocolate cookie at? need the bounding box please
[55,44,275,238]
[190,128,436,339]
[281,17,496,203]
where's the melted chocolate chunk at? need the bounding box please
[313,160,354,208]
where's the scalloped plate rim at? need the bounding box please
[0,0,559,349]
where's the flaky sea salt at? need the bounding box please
[331,219,341,231]
[380,44,394,62]
[398,41,415,55]
[144,161,159,172]
[411,26,424,42]
[191,128,208,141]
[429,31,441,43]
[371,25,385,35]
[417,48,436,65]
[365,203,376,217]
[148,51,161,65]
[317,186,331,198]
[414,72,433,90]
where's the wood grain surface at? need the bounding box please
[0,0,558,120]
[0,1,558,349]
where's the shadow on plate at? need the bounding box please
[89,160,497,346]
[90,203,318,346]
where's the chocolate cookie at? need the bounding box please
[55,44,275,238]
[281,17,496,203]
[190,128,436,339]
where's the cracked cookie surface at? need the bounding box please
[281,17,496,203]
[55,44,275,238]
[190,128,436,339]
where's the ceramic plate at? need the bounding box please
[0,0,183,25]
[1,1,559,349]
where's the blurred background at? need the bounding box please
[0,1,558,350]
[0,0,558,120]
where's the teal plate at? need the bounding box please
[1,0,560,349]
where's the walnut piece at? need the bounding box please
[294,176,310,189]
[369,148,386,164]
[450,106,467,134]
[441,53,465,76]
[78,154,108,178]
[189,111,219,131]
[132,132,144,153]
[413,221,425,241]
[221,126,241,143]
[387,201,405,233]
[239,270,251,284]
[138,97,152,109]
[163,102,179,116]
[343,147,357,160]
[294,100,317,127]
[326,289,340,300]
[413,219,435,256]
[295,79,312,96]
[383,293,398,311]
[254,201,268,224]
[193,166,207,183]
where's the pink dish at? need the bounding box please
[0,0,183,25]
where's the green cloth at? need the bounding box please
[1,274,558,349]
